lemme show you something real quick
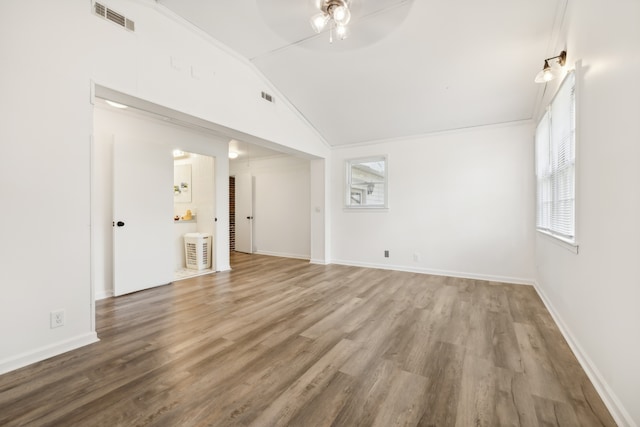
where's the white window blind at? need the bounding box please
[535,71,576,242]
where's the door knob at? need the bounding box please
[116,221,125,227]
[247,216,253,220]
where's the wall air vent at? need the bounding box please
[94,2,106,17]
[261,91,275,103]
[93,2,135,32]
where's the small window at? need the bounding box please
[345,156,388,209]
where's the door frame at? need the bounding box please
[91,89,233,304]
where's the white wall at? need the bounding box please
[90,1,330,159]
[331,122,536,284]
[230,156,311,259]
[0,1,98,373]
[310,159,330,264]
[534,1,640,425]
[0,0,328,374]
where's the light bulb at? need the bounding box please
[332,5,351,26]
[336,24,349,40]
[310,12,329,33]
[105,100,128,109]
[228,151,239,159]
[534,60,556,83]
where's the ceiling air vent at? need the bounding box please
[261,91,275,103]
[93,2,135,32]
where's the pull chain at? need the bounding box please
[329,21,334,43]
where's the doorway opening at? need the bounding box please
[173,150,216,281]
[231,173,254,255]
[92,95,226,299]
[229,176,235,252]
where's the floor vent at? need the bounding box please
[94,2,135,32]
[261,91,275,103]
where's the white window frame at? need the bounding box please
[344,155,388,210]
[535,71,577,249]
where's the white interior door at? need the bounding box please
[235,173,253,254]
[113,138,173,296]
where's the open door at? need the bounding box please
[234,173,253,254]
[113,137,174,296]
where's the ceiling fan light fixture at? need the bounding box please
[311,0,351,42]
[310,12,329,33]
[336,24,349,40]
[331,5,351,26]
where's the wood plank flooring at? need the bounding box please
[0,253,616,426]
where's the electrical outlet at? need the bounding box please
[50,310,65,329]
[413,252,421,262]
[384,250,389,258]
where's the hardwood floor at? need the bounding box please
[0,253,615,426]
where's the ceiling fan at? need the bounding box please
[310,0,353,42]
[256,0,415,50]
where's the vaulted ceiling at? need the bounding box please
[157,0,566,147]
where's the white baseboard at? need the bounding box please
[533,281,636,427]
[254,250,310,261]
[0,332,99,376]
[95,289,114,300]
[330,259,535,286]
[309,258,329,265]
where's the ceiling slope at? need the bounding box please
[158,0,566,146]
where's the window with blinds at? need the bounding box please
[535,71,576,242]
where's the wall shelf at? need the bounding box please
[174,216,197,224]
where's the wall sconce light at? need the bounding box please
[228,151,239,159]
[534,50,567,83]
[367,183,375,195]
